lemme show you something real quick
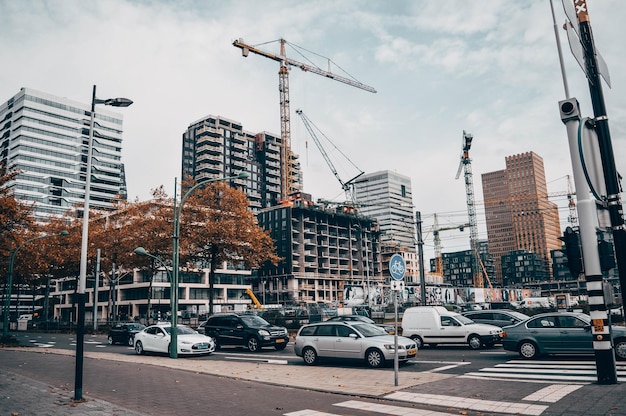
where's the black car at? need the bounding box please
[462,309,530,328]
[108,322,146,346]
[325,314,396,335]
[198,313,289,352]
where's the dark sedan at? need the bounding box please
[108,323,146,346]
[326,314,396,335]
[502,311,626,360]
[462,309,529,328]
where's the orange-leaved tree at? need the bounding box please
[181,180,280,315]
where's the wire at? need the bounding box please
[577,117,602,201]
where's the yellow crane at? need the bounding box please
[233,38,376,199]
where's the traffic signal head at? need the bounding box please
[560,227,583,277]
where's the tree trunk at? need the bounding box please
[208,246,218,316]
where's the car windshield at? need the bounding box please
[126,324,145,331]
[163,326,197,335]
[509,311,530,321]
[351,323,387,337]
[240,315,270,326]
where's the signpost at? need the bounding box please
[389,253,405,386]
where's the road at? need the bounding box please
[3,331,625,415]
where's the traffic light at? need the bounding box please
[560,226,583,277]
[598,239,616,272]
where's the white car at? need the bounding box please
[134,323,215,356]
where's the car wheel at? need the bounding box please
[135,341,144,355]
[302,347,318,365]
[210,335,220,350]
[275,342,287,351]
[468,334,482,350]
[107,336,115,345]
[410,336,423,349]
[614,339,626,360]
[247,337,259,352]
[519,341,539,359]
[127,336,134,346]
[365,348,385,368]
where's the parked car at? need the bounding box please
[134,323,215,356]
[294,321,417,368]
[502,311,626,360]
[108,322,146,346]
[401,306,503,349]
[462,310,529,328]
[198,313,289,352]
[326,314,396,335]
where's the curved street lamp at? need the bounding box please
[169,171,249,358]
[2,230,69,340]
[75,85,133,401]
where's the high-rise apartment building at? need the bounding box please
[0,88,128,222]
[481,152,562,283]
[353,170,415,248]
[181,115,302,210]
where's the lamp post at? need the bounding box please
[133,246,171,323]
[2,231,69,340]
[170,171,248,358]
[75,85,132,401]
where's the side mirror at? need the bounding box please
[349,333,358,339]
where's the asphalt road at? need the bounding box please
[12,331,517,374]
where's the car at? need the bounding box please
[133,323,215,356]
[401,306,503,349]
[294,321,417,368]
[198,312,289,352]
[461,309,530,328]
[501,311,626,360]
[108,322,146,346]
[325,314,396,335]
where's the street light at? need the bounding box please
[2,230,69,340]
[75,85,132,401]
[133,247,171,323]
[170,171,249,358]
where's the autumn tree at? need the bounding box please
[182,180,280,315]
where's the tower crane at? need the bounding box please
[455,131,485,288]
[432,213,470,277]
[295,109,364,204]
[233,38,376,200]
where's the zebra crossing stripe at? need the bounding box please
[335,400,464,415]
[384,392,548,415]
[522,384,584,403]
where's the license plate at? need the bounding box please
[276,338,285,343]
[407,348,417,356]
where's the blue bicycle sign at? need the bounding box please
[389,254,406,281]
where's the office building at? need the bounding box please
[442,240,495,287]
[481,152,562,283]
[181,114,302,211]
[0,88,128,221]
[501,250,549,286]
[353,170,415,248]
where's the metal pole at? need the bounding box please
[416,211,427,306]
[93,249,100,332]
[75,84,97,401]
[393,289,399,386]
[2,243,15,339]
[576,0,626,313]
[171,177,179,358]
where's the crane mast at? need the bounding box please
[455,131,484,288]
[233,38,376,201]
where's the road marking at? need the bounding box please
[523,384,584,403]
[225,356,288,365]
[336,399,465,415]
[284,410,339,416]
[409,360,471,373]
[385,392,548,415]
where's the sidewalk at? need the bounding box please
[1,346,624,416]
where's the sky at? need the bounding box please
[2,0,626,261]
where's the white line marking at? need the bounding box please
[225,356,288,365]
[335,399,462,415]
[385,392,548,415]
[523,384,584,403]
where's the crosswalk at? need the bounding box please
[461,359,626,383]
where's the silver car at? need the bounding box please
[294,321,417,368]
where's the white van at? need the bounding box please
[401,306,503,350]
[515,297,551,309]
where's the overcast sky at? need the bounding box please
[2,0,625,260]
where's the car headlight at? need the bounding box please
[258,329,270,336]
[383,344,404,350]
[180,341,192,345]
